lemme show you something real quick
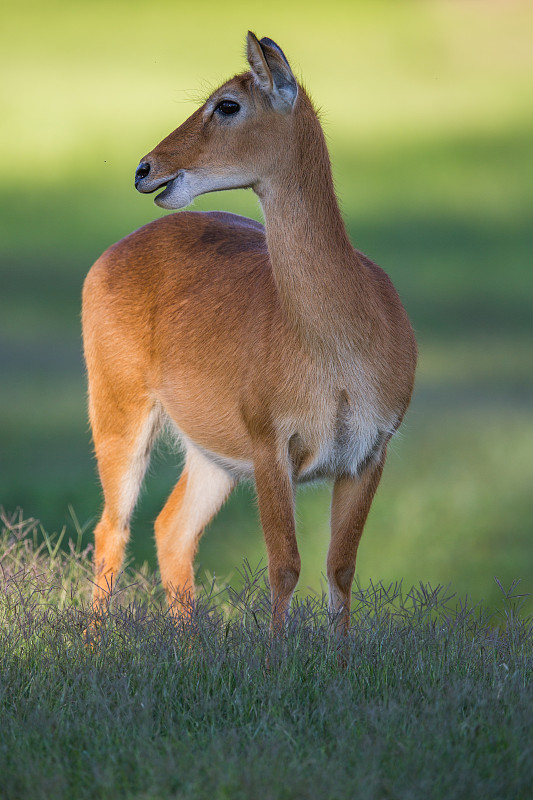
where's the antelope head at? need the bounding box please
[134,32,298,209]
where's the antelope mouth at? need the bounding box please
[154,176,180,205]
[135,170,183,197]
[153,172,193,210]
[136,168,193,209]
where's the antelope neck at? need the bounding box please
[256,105,359,347]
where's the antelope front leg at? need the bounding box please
[253,445,301,635]
[328,456,386,635]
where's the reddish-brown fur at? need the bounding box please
[83,33,417,633]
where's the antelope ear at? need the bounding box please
[246,32,298,111]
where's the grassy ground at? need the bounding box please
[2,517,533,800]
[1,1,533,611]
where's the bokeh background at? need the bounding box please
[1,0,532,610]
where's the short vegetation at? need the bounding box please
[1,512,532,800]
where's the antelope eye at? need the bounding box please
[215,100,240,116]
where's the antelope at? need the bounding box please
[82,32,417,634]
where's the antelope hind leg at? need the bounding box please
[154,445,235,616]
[89,398,161,613]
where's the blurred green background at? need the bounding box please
[1,0,532,610]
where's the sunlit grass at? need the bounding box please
[1,518,532,799]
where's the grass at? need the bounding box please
[1,514,533,800]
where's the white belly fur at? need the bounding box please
[287,402,395,483]
[167,400,396,484]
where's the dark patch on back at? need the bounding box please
[199,223,266,258]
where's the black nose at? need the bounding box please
[135,162,151,186]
